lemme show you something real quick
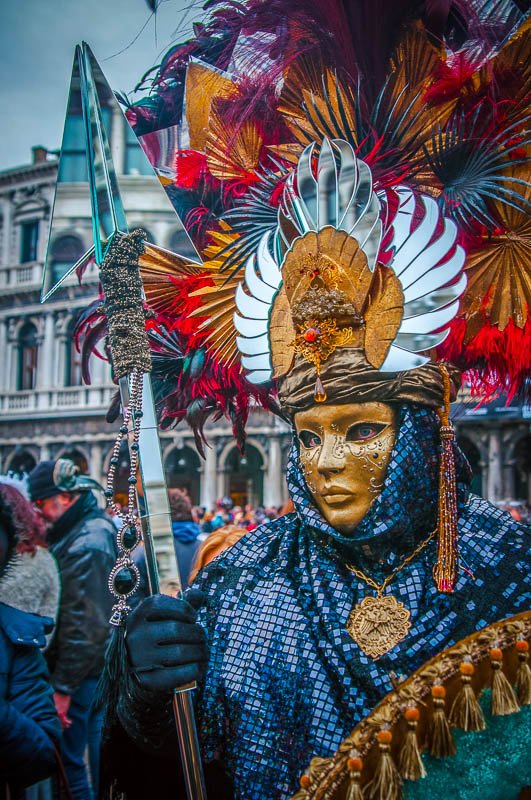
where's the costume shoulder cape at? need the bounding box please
[193,494,529,800]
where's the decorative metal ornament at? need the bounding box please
[347,594,411,659]
[345,528,436,659]
[232,139,466,389]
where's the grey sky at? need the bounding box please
[1,0,199,170]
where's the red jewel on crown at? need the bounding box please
[303,327,320,343]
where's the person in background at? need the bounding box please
[0,491,62,797]
[0,481,60,639]
[28,459,117,800]
[168,488,202,588]
[200,510,215,534]
[188,524,247,584]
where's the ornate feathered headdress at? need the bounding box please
[77,0,530,449]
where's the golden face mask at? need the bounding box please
[294,402,397,534]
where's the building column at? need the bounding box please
[200,443,217,510]
[111,108,126,176]
[90,442,103,484]
[55,336,67,387]
[1,196,12,266]
[6,318,18,389]
[91,352,110,386]
[216,471,226,504]
[263,436,283,507]
[37,312,55,389]
[486,428,503,503]
[0,320,7,390]
[502,460,516,500]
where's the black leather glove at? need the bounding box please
[125,590,208,693]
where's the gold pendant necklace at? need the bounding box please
[345,530,436,660]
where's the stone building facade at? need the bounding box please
[0,142,529,513]
[0,136,291,512]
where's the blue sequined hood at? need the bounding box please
[194,405,526,800]
[287,404,470,567]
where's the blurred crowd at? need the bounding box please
[496,500,530,524]
[0,459,290,799]
[1,456,528,798]
[194,496,290,533]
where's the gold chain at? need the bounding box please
[345,529,437,596]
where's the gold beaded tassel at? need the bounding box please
[364,729,401,800]
[433,364,459,593]
[448,658,486,732]
[428,683,456,757]
[398,705,426,781]
[489,646,520,716]
[345,751,363,800]
[515,639,531,705]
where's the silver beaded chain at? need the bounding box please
[105,368,144,626]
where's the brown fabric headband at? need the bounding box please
[277,349,461,416]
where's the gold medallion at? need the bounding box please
[347,594,411,659]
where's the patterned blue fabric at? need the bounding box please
[194,405,530,800]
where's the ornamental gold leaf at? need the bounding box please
[206,105,263,181]
[270,288,296,379]
[185,60,238,151]
[364,265,404,368]
[282,228,373,312]
[462,165,531,332]
[139,242,203,316]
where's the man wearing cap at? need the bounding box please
[28,458,117,800]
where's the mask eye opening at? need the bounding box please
[345,422,387,443]
[298,430,322,449]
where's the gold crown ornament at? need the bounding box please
[233,139,466,412]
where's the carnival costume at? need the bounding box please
[70,0,531,798]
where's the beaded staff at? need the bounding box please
[98,229,207,800]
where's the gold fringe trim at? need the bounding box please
[345,753,363,800]
[398,709,426,780]
[290,614,530,800]
[364,731,401,800]
[428,686,456,757]
[448,662,485,731]
[490,647,520,715]
[516,642,531,706]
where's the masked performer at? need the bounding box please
[81,2,531,798]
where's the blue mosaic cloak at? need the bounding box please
[193,406,530,800]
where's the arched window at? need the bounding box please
[169,228,197,260]
[64,317,83,387]
[165,447,201,505]
[514,436,531,502]
[225,444,264,507]
[7,450,37,476]
[20,219,39,263]
[50,234,84,285]
[59,448,89,474]
[17,322,39,390]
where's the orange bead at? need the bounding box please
[432,685,446,699]
[377,729,393,745]
[405,706,420,722]
[489,647,503,661]
[516,640,529,653]
[299,774,311,790]
[347,757,363,772]
[459,661,475,676]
